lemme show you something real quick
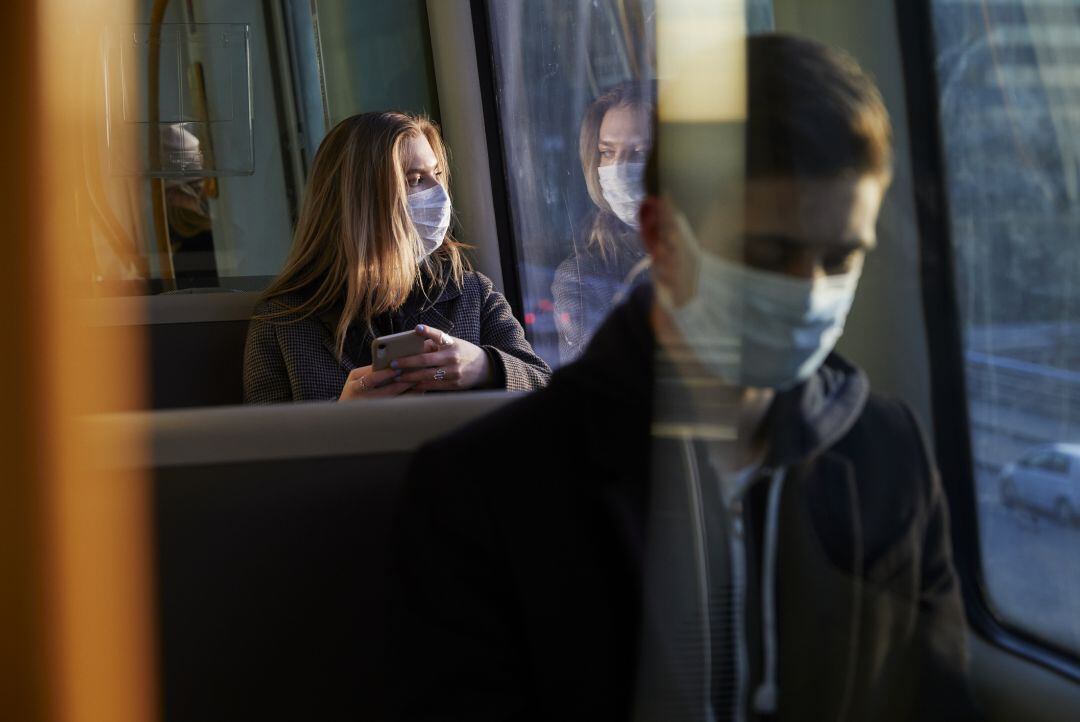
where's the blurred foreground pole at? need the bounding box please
[656,0,746,231]
[0,1,156,721]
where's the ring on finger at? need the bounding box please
[439,333,453,346]
[357,375,369,391]
[433,367,446,382]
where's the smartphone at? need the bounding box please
[372,329,428,371]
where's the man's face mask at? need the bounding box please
[658,232,862,390]
[407,183,452,259]
[598,162,646,229]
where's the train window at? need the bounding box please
[481,0,656,366]
[482,1,774,366]
[313,0,440,125]
[932,0,1080,656]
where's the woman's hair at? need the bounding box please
[257,111,467,360]
[578,81,654,262]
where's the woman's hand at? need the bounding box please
[339,365,415,400]
[392,325,495,392]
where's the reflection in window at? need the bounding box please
[933,0,1080,655]
[485,0,656,365]
[486,1,773,366]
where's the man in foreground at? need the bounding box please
[391,33,978,721]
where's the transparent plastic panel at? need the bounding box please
[105,23,254,177]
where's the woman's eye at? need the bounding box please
[407,176,421,187]
[599,149,615,159]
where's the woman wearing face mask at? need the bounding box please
[244,111,551,403]
[551,82,653,363]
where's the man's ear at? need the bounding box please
[639,195,662,258]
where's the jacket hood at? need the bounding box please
[763,349,869,467]
[556,282,869,466]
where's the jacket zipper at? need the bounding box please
[729,493,749,722]
[682,440,760,722]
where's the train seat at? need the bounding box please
[88,392,518,720]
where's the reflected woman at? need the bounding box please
[244,112,551,403]
[552,82,653,363]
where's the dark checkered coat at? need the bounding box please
[243,270,551,403]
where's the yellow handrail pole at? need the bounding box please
[33,2,156,722]
[0,0,50,716]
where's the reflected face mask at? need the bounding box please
[407,183,452,258]
[659,250,862,390]
[598,162,646,229]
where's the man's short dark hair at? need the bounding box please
[645,33,893,194]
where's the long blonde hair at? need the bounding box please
[258,111,467,359]
[578,81,653,263]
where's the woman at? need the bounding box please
[244,111,551,403]
[552,82,653,363]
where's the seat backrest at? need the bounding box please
[91,393,518,721]
[149,319,249,408]
[88,291,258,410]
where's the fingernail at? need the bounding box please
[417,324,426,332]
[390,360,399,370]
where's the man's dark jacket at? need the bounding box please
[391,284,978,721]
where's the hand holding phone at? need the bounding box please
[389,325,495,392]
[371,329,429,371]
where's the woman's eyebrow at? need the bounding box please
[599,134,648,146]
[405,163,439,175]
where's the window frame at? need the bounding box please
[894,0,1080,681]
[464,0,527,325]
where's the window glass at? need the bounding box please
[485,0,773,367]
[484,0,656,366]
[313,0,440,125]
[932,0,1080,655]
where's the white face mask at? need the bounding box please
[407,183,452,259]
[659,249,862,390]
[598,162,646,229]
